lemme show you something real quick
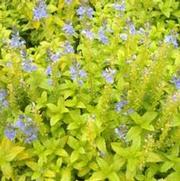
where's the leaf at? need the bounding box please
[44,170,55,178]
[56,149,68,157]
[6,146,25,161]
[96,137,107,153]
[97,157,109,170]
[67,136,79,149]
[166,172,180,181]
[70,151,79,163]
[146,152,163,162]
[47,103,59,113]
[1,163,13,179]
[126,126,142,141]
[108,172,120,181]
[61,168,71,181]
[111,143,129,158]
[142,112,157,123]
[89,171,105,181]
[160,161,174,172]
[126,159,138,180]
[130,112,143,125]
[50,114,63,126]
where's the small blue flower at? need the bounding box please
[33,0,48,21]
[102,68,116,84]
[76,6,94,19]
[0,89,9,109]
[115,100,127,112]
[115,124,128,140]
[113,1,126,11]
[62,23,75,35]
[120,33,128,41]
[63,41,74,54]
[172,77,180,89]
[0,89,7,101]
[81,29,94,40]
[15,119,25,131]
[46,65,52,76]
[129,23,136,35]
[98,28,109,44]
[76,6,86,18]
[164,35,178,48]
[70,62,87,85]
[22,60,37,73]
[4,126,16,141]
[86,7,94,19]
[10,32,25,48]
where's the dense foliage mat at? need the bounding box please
[0,0,180,180]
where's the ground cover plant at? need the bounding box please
[0,0,180,180]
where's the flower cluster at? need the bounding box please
[115,100,128,112]
[98,28,109,44]
[115,124,128,140]
[76,6,94,19]
[164,34,178,48]
[4,115,38,143]
[102,68,116,84]
[62,23,75,36]
[70,62,87,85]
[0,89,8,109]
[33,0,48,21]
[172,76,180,90]
[81,29,94,40]
[10,31,25,48]
[113,1,126,11]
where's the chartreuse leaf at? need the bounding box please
[89,171,105,181]
[96,136,107,153]
[126,158,139,180]
[130,111,157,131]
[47,96,69,126]
[36,91,47,109]
[1,162,13,180]
[166,172,180,181]
[146,152,163,162]
[61,168,71,181]
[67,136,79,149]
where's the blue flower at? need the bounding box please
[46,65,52,76]
[98,28,109,44]
[129,23,136,35]
[86,7,94,18]
[70,62,87,85]
[102,68,116,84]
[172,77,180,89]
[114,124,128,140]
[22,60,37,73]
[4,125,16,141]
[115,100,127,112]
[113,1,126,11]
[76,6,86,18]
[33,0,47,21]
[16,116,38,143]
[0,89,7,101]
[62,23,75,35]
[81,29,94,40]
[164,35,178,48]
[10,32,25,48]
[120,33,128,41]
[0,89,9,109]
[63,41,74,54]
[15,119,25,131]
[76,6,94,19]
